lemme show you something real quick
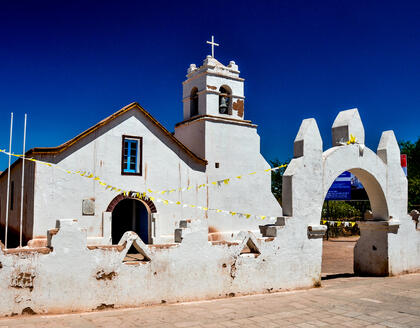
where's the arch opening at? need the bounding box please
[320,168,389,278]
[190,87,199,117]
[111,198,151,244]
[322,168,389,221]
[219,85,232,115]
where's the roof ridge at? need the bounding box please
[26,102,207,166]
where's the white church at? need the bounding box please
[1,39,419,316]
[0,45,282,248]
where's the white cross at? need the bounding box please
[206,35,219,58]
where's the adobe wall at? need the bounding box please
[0,218,320,316]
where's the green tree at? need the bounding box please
[270,159,288,205]
[399,137,420,211]
[322,201,362,219]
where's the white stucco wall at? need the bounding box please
[32,109,208,244]
[0,218,321,316]
[30,105,281,245]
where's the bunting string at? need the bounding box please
[0,149,286,221]
[0,149,286,195]
[321,220,357,227]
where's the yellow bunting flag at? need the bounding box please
[0,147,289,223]
[347,134,357,145]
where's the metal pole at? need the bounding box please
[19,114,27,248]
[5,112,13,249]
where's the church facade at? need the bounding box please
[0,55,282,247]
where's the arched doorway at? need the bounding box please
[107,193,157,245]
[111,198,149,244]
[321,170,372,278]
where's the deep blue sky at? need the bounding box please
[1,0,419,171]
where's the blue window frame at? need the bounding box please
[122,136,142,175]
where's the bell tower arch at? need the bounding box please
[180,56,245,120]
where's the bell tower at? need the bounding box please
[181,55,245,121]
[174,38,281,240]
[175,37,257,166]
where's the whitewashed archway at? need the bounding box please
[281,108,416,276]
[282,109,406,224]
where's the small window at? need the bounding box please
[122,136,142,175]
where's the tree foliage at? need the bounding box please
[399,137,420,211]
[322,201,362,219]
[270,159,288,205]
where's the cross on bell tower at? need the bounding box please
[206,35,219,58]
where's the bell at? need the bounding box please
[219,96,228,114]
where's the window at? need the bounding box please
[190,87,199,117]
[122,136,142,175]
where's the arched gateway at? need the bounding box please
[282,108,417,276]
[106,193,157,244]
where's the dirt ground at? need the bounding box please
[322,236,359,278]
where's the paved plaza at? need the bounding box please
[1,238,420,328]
[322,236,359,277]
